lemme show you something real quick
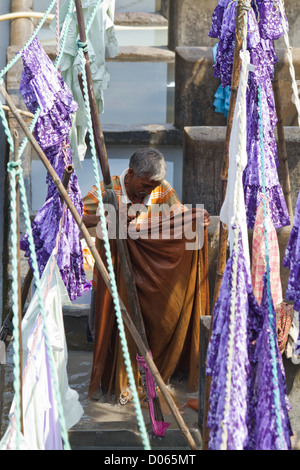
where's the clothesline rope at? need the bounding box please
[77,32,151,450]
[0,0,150,450]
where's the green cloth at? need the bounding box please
[55,0,118,168]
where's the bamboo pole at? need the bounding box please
[202,2,245,450]
[0,12,54,22]
[0,82,198,451]
[74,0,165,424]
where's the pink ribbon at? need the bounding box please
[136,352,170,437]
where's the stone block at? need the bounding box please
[168,0,300,50]
[182,126,300,215]
[174,47,226,129]
[175,46,300,129]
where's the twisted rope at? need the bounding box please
[77,40,150,450]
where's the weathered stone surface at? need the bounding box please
[182,126,300,215]
[175,46,300,129]
[174,47,226,129]
[169,0,300,50]
[168,0,218,51]
[274,47,300,126]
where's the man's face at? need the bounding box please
[126,169,160,200]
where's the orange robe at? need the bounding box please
[83,175,210,401]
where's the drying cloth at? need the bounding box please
[19,36,86,301]
[220,48,253,268]
[283,191,300,353]
[83,178,209,399]
[209,0,290,229]
[57,0,118,167]
[251,198,283,307]
[206,234,263,450]
[0,255,83,450]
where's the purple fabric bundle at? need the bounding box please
[206,236,292,450]
[20,37,86,301]
[209,0,290,229]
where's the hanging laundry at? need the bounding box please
[56,0,118,168]
[220,46,253,267]
[0,255,83,450]
[19,36,86,301]
[251,197,283,307]
[209,0,290,229]
[206,235,263,450]
[283,191,300,351]
[247,275,292,450]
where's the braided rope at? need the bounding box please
[0,102,71,450]
[220,9,249,449]
[77,42,151,450]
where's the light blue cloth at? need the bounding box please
[213,43,231,118]
[55,0,118,168]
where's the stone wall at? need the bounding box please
[174,46,300,129]
[168,0,300,51]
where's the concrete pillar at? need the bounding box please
[168,0,300,51]
[168,0,218,51]
[10,0,34,46]
[175,46,300,129]
[174,47,226,129]
[182,126,300,214]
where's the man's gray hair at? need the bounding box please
[129,147,167,182]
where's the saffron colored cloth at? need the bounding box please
[251,198,283,307]
[83,179,210,400]
[0,255,83,450]
[209,0,290,229]
[19,36,86,301]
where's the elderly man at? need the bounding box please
[82,147,210,403]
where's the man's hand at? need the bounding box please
[204,209,210,227]
[82,213,100,228]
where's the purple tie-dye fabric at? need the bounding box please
[209,0,290,229]
[20,37,86,301]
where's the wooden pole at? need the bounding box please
[13,129,23,435]
[202,2,245,450]
[74,0,165,423]
[272,55,294,220]
[0,82,198,451]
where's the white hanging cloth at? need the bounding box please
[220,49,254,269]
[0,254,83,450]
